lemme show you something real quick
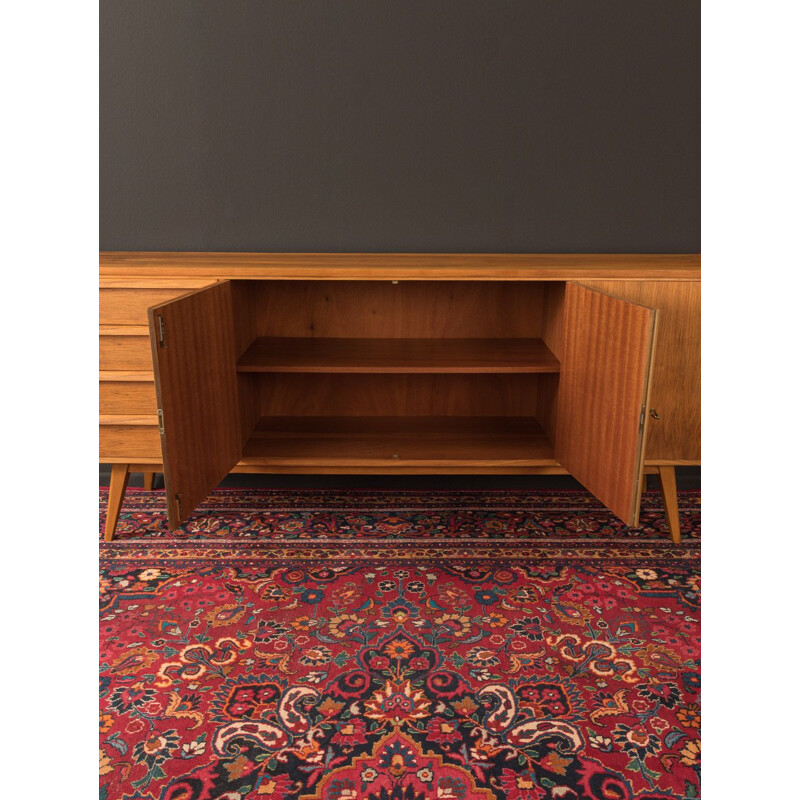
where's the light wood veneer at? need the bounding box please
[237,337,560,374]
[99,252,700,542]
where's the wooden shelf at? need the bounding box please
[237,337,560,374]
[240,416,557,467]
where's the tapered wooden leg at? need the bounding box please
[657,465,681,544]
[104,463,130,542]
[142,472,155,491]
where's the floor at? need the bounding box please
[100,486,701,798]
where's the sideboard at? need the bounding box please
[100,253,700,543]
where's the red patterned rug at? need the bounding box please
[100,489,700,800]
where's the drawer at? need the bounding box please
[100,285,211,325]
[99,328,152,370]
[99,423,162,460]
[99,378,157,415]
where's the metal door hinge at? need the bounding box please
[639,407,646,435]
[157,408,165,434]
[157,315,166,347]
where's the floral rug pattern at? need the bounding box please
[100,489,700,799]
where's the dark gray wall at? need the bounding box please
[100,1,699,252]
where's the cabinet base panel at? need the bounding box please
[242,416,557,467]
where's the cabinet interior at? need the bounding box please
[229,280,566,467]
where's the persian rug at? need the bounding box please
[100,488,700,800]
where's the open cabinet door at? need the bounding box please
[555,283,658,527]
[148,281,242,530]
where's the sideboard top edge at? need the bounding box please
[100,252,701,280]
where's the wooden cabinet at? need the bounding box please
[100,253,700,543]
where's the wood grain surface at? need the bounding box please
[555,283,657,526]
[237,280,548,339]
[99,424,161,460]
[578,280,700,462]
[100,278,217,289]
[103,464,130,542]
[99,381,158,415]
[253,373,543,418]
[242,416,556,467]
[100,288,206,325]
[99,415,159,426]
[149,282,242,529]
[237,337,560,374]
[97,253,699,539]
[537,284,567,444]
[99,370,155,381]
[99,331,153,370]
[101,252,700,281]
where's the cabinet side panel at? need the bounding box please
[541,283,566,361]
[229,281,261,443]
[578,280,700,462]
[538,283,566,443]
[535,374,560,447]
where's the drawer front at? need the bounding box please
[97,280,212,464]
[99,425,162,460]
[99,381,157,415]
[99,334,152,370]
[100,287,203,325]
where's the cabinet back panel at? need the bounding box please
[237,281,547,339]
[255,373,540,418]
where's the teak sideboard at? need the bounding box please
[100,253,700,543]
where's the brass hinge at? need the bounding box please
[157,408,165,434]
[175,494,182,520]
[157,315,166,347]
[639,406,646,435]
